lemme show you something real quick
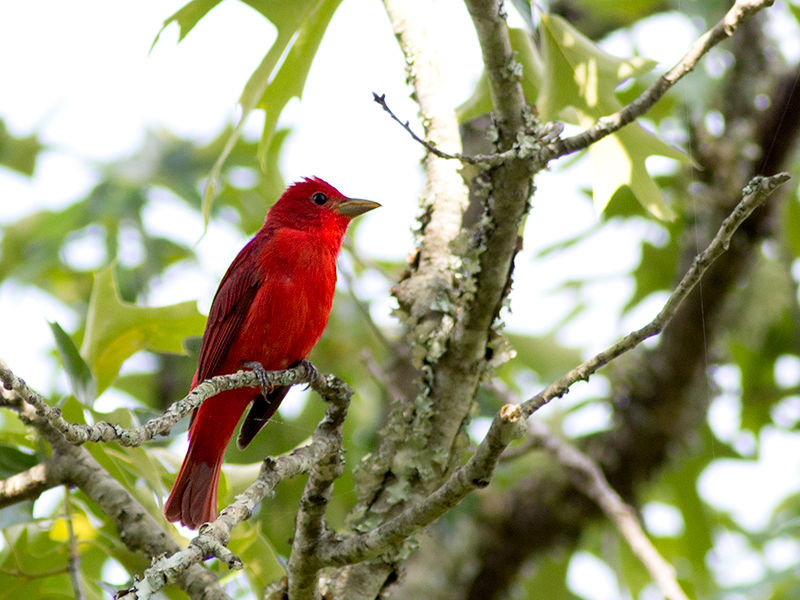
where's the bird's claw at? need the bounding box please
[245,360,321,393]
[297,359,322,391]
[244,361,272,395]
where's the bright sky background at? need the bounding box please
[1,0,800,596]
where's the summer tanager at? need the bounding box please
[163,177,379,529]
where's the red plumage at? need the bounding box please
[163,177,379,529]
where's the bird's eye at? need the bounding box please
[311,192,328,205]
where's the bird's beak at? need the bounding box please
[335,198,381,217]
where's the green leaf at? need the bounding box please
[519,552,581,599]
[0,445,38,478]
[203,0,342,221]
[538,13,657,120]
[152,0,223,48]
[539,13,688,219]
[254,0,340,164]
[783,195,800,258]
[229,521,285,590]
[623,236,679,312]
[787,1,800,28]
[0,119,44,176]
[506,332,583,382]
[49,321,97,405]
[80,264,206,393]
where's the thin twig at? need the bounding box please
[376,1,775,168]
[361,349,408,404]
[373,92,512,166]
[529,421,690,600]
[547,0,776,159]
[338,260,395,352]
[64,485,86,600]
[341,237,400,283]
[522,172,789,418]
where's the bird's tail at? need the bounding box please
[163,436,225,530]
[163,387,254,529]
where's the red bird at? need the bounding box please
[163,177,379,529]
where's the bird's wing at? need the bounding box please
[196,235,264,383]
[237,386,290,449]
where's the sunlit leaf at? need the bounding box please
[0,119,44,176]
[203,0,342,222]
[152,0,223,47]
[49,513,97,543]
[538,13,688,218]
[80,264,206,393]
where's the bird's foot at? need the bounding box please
[297,359,323,390]
[244,361,272,395]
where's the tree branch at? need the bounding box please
[1,369,227,599]
[287,381,349,599]
[318,172,788,567]
[547,0,776,159]
[337,0,474,593]
[521,172,789,418]
[1,360,341,599]
[0,361,323,447]
[468,40,800,596]
[122,374,354,599]
[319,404,525,566]
[528,421,690,600]
[0,460,60,508]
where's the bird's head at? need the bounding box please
[266,177,380,239]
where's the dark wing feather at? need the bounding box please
[196,235,265,382]
[236,386,290,449]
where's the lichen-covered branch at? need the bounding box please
[0,361,322,447]
[547,0,776,159]
[122,374,353,599]
[385,0,470,335]
[2,359,346,599]
[286,382,349,599]
[1,368,226,599]
[420,0,538,465]
[322,172,787,569]
[319,404,525,566]
[335,0,474,594]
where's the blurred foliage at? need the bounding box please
[0,0,799,599]
[154,0,343,218]
[459,12,688,219]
